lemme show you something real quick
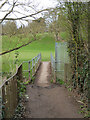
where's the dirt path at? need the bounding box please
[24,62,83,118]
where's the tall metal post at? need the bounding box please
[35,57,36,72]
[28,61,31,81]
[54,42,57,83]
[32,59,33,76]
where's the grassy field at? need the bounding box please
[19,33,55,61]
[1,33,55,79]
[1,32,69,80]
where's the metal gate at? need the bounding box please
[51,42,70,81]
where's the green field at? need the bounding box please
[1,33,55,78]
[1,32,69,80]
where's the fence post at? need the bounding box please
[28,61,31,81]
[40,53,41,63]
[2,85,5,118]
[36,56,37,70]
[39,54,40,65]
[55,42,57,83]
[53,61,56,83]
[64,63,68,83]
[35,57,36,72]
[64,63,71,84]
[1,64,23,118]
[17,64,22,81]
[32,59,33,76]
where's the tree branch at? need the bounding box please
[0,8,49,21]
[0,0,8,9]
[0,1,16,24]
[0,39,36,56]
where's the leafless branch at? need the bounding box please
[0,0,8,9]
[0,1,17,24]
[1,8,49,21]
[0,39,36,56]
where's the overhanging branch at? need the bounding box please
[0,9,50,23]
[0,0,8,9]
[0,39,36,56]
[3,8,49,21]
[0,1,16,24]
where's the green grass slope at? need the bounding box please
[2,33,55,76]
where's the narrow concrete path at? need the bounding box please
[36,62,50,87]
[24,62,83,118]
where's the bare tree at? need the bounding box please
[45,8,61,41]
[0,0,50,24]
[2,21,17,35]
[0,0,51,55]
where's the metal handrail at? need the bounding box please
[23,53,41,80]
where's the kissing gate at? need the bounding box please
[51,42,71,82]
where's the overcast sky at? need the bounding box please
[35,0,58,9]
[0,0,88,27]
[0,0,58,27]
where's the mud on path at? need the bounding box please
[24,62,83,118]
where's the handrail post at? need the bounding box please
[32,59,33,76]
[22,53,41,79]
[40,53,41,63]
[28,61,31,81]
[35,57,36,72]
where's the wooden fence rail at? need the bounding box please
[0,53,41,119]
[0,64,22,118]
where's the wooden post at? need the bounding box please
[2,85,5,118]
[64,63,71,84]
[17,64,22,81]
[64,63,68,83]
[16,64,23,103]
[13,76,18,112]
[0,64,23,118]
[5,81,11,118]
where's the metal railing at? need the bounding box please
[23,53,41,80]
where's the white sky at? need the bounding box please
[0,0,58,27]
[0,0,89,27]
[35,0,58,9]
